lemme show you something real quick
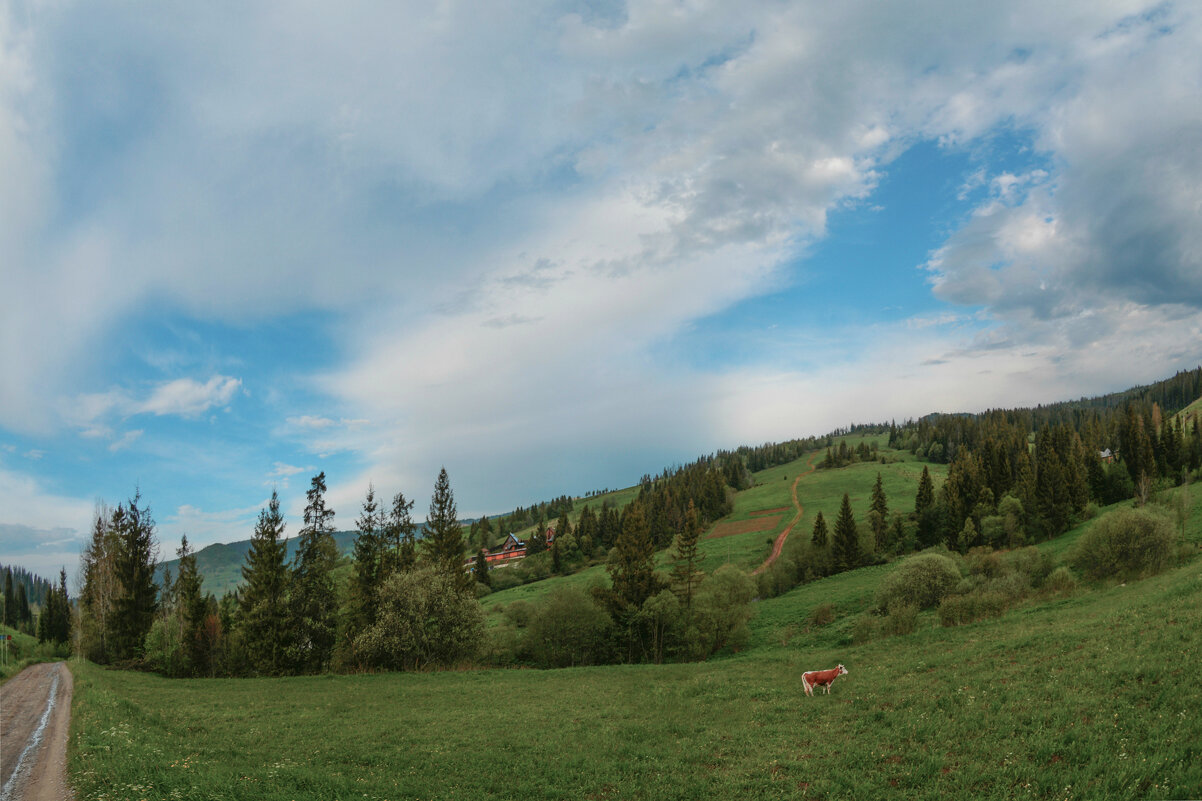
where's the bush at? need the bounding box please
[523,586,613,668]
[503,600,535,628]
[689,565,755,657]
[808,603,836,627]
[880,602,917,637]
[1005,546,1053,587]
[938,591,1008,627]
[875,552,961,611]
[354,568,485,671]
[1043,566,1077,595]
[1069,506,1177,580]
[852,614,878,644]
[966,547,1004,578]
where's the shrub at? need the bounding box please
[503,600,535,628]
[1069,506,1177,580]
[690,565,755,657]
[875,552,961,611]
[938,591,1007,627]
[808,603,836,627]
[983,571,1030,602]
[1005,546,1053,587]
[880,602,917,637]
[523,586,614,668]
[966,547,1004,578]
[354,568,485,671]
[852,614,878,644]
[1043,566,1077,595]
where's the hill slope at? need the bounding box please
[70,479,1202,799]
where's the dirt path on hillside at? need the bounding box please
[1,662,74,801]
[752,452,820,576]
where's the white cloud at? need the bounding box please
[108,429,143,452]
[2,0,1201,522]
[137,376,241,418]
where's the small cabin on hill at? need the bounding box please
[470,527,558,567]
[1099,448,1115,464]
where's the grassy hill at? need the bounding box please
[155,530,360,598]
[68,469,1202,798]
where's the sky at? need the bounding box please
[3,0,1202,584]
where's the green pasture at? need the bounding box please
[70,534,1202,800]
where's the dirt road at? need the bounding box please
[752,451,820,575]
[1,662,74,801]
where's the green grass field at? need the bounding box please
[66,458,1202,799]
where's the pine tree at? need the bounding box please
[956,518,977,554]
[607,502,662,611]
[383,491,418,576]
[3,568,13,627]
[811,511,829,548]
[239,490,289,675]
[424,468,468,590]
[670,500,703,610]
[15,583,29,631]
[174,536,207,675]
[832,493,861,572]
[870,473,888,520]
[915,466,934,516]
[111,492,159,660]
[289,472,339,673]
[473,549,491,588]
[348,484,386,638]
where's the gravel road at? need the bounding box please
[0,662,74,801]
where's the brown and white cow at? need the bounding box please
[802,664,848,696]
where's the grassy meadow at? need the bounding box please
[66,453,1202,799]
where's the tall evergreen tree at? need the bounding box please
[424,468,467,590]
[473,549,491,588]
[240,489,290,676]
[811,511,829,548]
[832,493,861,572]
[289,472,339,673]
[15,583,30,630]
[915,466,934,516]
[670,500,703,611]
[348,484,386,638]
[3,569,13,627]
[383,490,418,576]
[111,492,159,660]
[870,473,888,520]
[607,502,662,612]
[174,536,207,675]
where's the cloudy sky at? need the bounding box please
[3,0,1202,583]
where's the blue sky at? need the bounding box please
[3,1,1202,584]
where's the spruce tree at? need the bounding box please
[174,536,207,675]
[289,472,339,673]
[111,492,159,660]
[15,583,29,631]
[473,549,491,588]
[383,491,418,576]
[348,484,385,637]
[811,511,828,548]
[915,466,934,516]
[832,493,861,572]
[870,473,888,520]
[670,500,703,610]
[3,569,13,627]
[607,502,662,611]
[424,468,467,590]
[240,490,289,675]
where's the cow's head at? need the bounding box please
[837,664,848,676]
